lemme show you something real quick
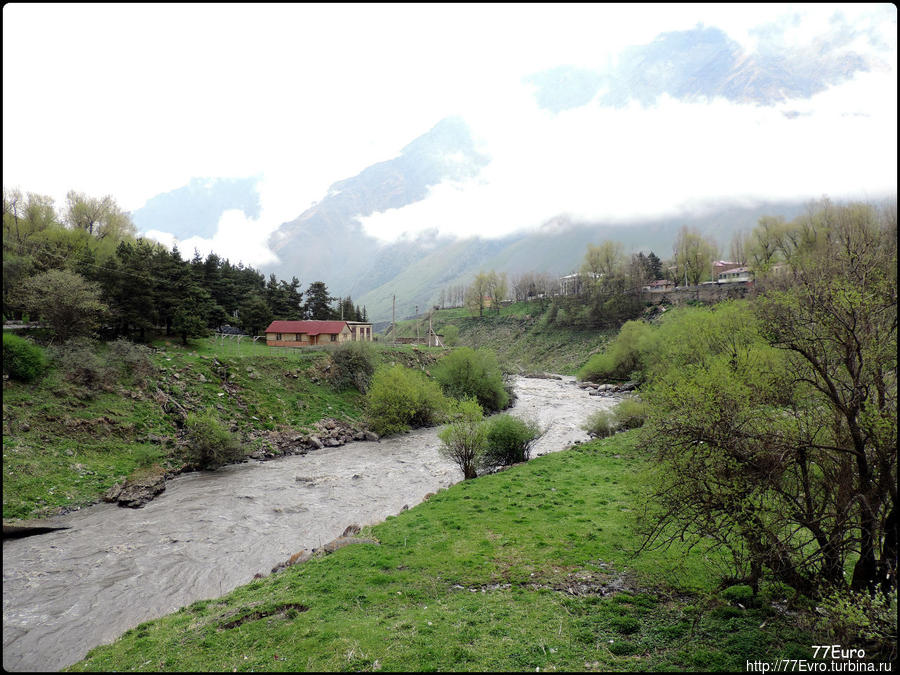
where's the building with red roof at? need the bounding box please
[264,320,372,347]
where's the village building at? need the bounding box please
[264,320,373,347]
[717,266,753,283]
[712,260,743,278]
[643,279,676,292]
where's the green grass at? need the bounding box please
[68,432,818,672]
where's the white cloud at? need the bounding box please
[3,3,897,266]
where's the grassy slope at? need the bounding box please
[2,337,441,521]
[69,432,816,672]
[391,301,613,375]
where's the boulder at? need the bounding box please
[342,524,361,537]
[364,431,380,442]
[104,472,166,508]
[308,435,324,449]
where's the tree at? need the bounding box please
[238,296,273,336]
[16,269,108,342]
[754,200,897,595]
[303,281,335,320]
[172,293,212,345]
[582,241,623,280]
[642,201,897,598]
[64,191,136,241]
[673,226,717,286]
[465,272,492,317]
[646,252,663,280]
[438,398,486,480]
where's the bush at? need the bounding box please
[2,333,48,382]
[577,320,654,382]
[50,337,116,390]
[107,338,157,386]
[582,409,619,438]
[432,347,509,412]
[366,364,451,436]
[482,414,541,468]
[330,341,376,393]
[438,398,486,479]
[815,590,897,661]
[183,413,242,470]
[440,324,459,347]
[613,397,647,429]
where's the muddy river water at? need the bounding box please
[3,375,617,671]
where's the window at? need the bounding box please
[330,334,337,342]
[276,333,282,341]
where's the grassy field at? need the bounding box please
[2,336,444,521]
[68,432,816,672]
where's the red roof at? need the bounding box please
[265,320,348,335]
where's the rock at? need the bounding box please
[596,384,617,391]
[64,449,75,456]
[324,420,336,430]
[324,438,341,448]
[588,390,604,397]
[197,374,207,383]
[321,536,379,554]
[308,436,324,449]
[353,431,365,441]
[400,504,409,512]
[619,381,638,392]
[104,473,166,508]
[423,492,435,500]
[364,431,379,442]
[342,524,361,537]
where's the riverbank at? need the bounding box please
[3,375,615,671]
[2,337,443,521]
[67,431,817,672]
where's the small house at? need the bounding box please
[264,320,373,347]
[717,266,753,283]
[643,279,675,292]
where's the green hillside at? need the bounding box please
[388,301,613,375]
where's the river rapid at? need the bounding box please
[3,375,617,672]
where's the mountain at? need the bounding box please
[132,176,262,239]
[265,116,490,296]
[526,26,870,111]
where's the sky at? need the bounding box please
[3,3,897,267]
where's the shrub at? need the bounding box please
[2,333,48,382]
[432,347,509,412]
[815,590,897,661]
[440,324,459,347]
[107,338,157,386]
[577,320,654,382]
[613,397,647,429]
[438,398,486,479]
[582,409,619,438]
[50,337,116,390]
[366,364,451,436]
[482,414,541,468]
[183,413,242,470]
[330,341,376,393]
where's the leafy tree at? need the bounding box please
[438,398,486,479]
[432,347,509,412]
[673,226,717,285]
[64,190,136,240]
[16,269,108,342]
[582,241,623,281]
[641,200,897,598]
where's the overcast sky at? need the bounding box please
[3,3,897,267]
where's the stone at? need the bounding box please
[321,536,379,554]
[103,472,166,508]
[324,438,342,448]
[308,436,324,449]
[341,524,361,537]
[364,431,379,442]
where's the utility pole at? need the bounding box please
[392,295,396,344]
[428,310,434,347]
[415,305,419,342]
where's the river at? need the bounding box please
[2,375,616,672]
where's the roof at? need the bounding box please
[265,320,349,335]
[719,267,751,275]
